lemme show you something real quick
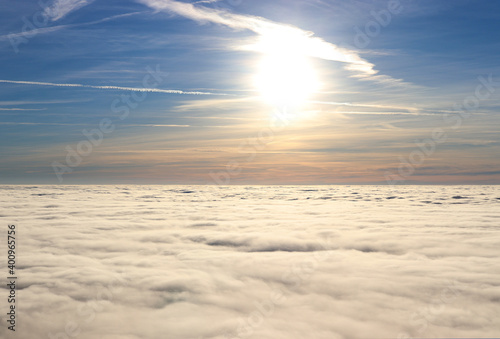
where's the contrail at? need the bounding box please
[0,79,226,96]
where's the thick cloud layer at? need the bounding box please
[1,185,499,338]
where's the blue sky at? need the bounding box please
[1,0,499,184]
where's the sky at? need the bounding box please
[0,0,499,184]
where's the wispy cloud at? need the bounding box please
[0,108,47,111]
[0,122,191,127]
[311,101,483,115]
[44,0,96,21]
[0,12,145,42]
[0,99,92,105]
[325,111,437,116]
[0,79,225,96]
[138,0,410,86]
[193,0,223,4]
[310,101,420,111]
[173,96,256,111]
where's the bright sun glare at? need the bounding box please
[252,30,321,108]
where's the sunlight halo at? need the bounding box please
[248,29,321,108]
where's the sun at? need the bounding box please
[251,30,321,108]
[255,54,319,107]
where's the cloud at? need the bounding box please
[44,0,96,21]
[0,12,147,42]
[193,0,223,4]
[0,122,191,127]
[138,0,410,86]
[0,108,47,111]
[308,101,446,115]
[0,79,225,96]
[0,185,499,338]
[0,99,91,105]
